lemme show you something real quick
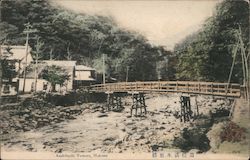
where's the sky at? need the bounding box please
[53,0,220,50]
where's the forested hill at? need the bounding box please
[0,0,173,82]
[174,0,249,83]
[1,0,248,83]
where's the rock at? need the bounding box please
[159,108,166,113]
[159,126,165,130]
[131,133,145,140]
[216,99,225,106]
[97,113,108,118]
[23,114,29,118]
[23,109,30,113]
[103,136,116,145]
[104,136,116,141]
[126,120,135,126]
[115,140,123,146]
[55,148,63,153]
[131,127,137,130]
[23,126,31,131]
[67,115,76,120]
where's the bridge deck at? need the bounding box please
[89,81,241,97]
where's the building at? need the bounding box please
[73,65,96,88]
[1,80,19,96]
[43,60,76,91]
[1,45,33,75]
[19,60,77,93]
[18,62,49,93]
[1,45,33,96]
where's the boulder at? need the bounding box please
[131,133,145,141]
[97,113,108,118]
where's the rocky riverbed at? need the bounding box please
[1,93,233,153]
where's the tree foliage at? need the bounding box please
[1,59,17,82]
[41,65,69,91]
[1,0,174,82]
[174,0,249,83]
[1,46,17,81]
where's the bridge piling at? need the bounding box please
[130,92,147,117]
[106,92,124,112]
[180,96,193,122]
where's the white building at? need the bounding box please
[1,45,33,96]
[19,60,77,93]
[73,65,96,88]
[1,45,33,75]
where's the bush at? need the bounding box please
[173,127,211,152]
[220,121,246,142]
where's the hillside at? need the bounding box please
[0,0,173,81]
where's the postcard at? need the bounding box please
[0,0,249,160]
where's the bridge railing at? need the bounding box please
[89,81,241,97]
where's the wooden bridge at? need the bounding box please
[89,81,241,97]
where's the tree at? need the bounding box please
[33,37,44,92]
[175,0,249,83]
[1,0,173,82]
[1,59,17,82]
[41,65,70,92]
[1,46,17,82]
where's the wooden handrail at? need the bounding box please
[89,81,241,97]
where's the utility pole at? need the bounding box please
[67,42,71,60]
[237,27,249,102]
[22,22,37,93]
[0,0,2,22]
[34,37,43,92]
[126,66,129,83]
[49,48,53,60]
[0,0,3,102]
[226,25,249,103]
[102,54,106,84]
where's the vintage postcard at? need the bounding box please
[0,0,249,160]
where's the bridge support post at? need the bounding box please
[130,92,147,116]
[180,96,192,122]
[106,92,124,112]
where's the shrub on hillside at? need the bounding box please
[220,121,246,142]
[173,127,210,152]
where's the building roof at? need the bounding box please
[25,61,76,79]
[75,65,95,71]
[1,45,32,61]
[42,60,77,67]
[74,77,96,81]
[25,63,47,78]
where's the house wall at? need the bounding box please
[75,70,92,80]
[20,53,33,69]
[1,82,18,96]
[18,78,73,93]
[64,72,74,91]
[18,78,49,93]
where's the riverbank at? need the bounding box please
[1,93,247,155]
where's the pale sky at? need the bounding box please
[53,0,220,50]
